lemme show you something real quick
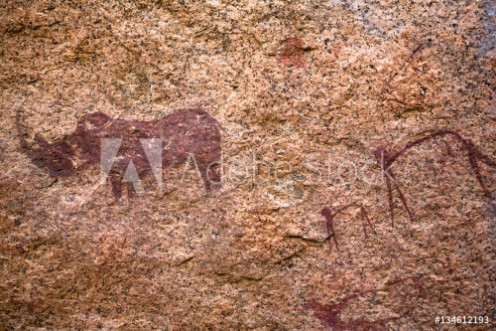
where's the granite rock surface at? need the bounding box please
[1,0,496,330]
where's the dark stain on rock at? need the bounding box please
[16,109,222,200]
[278,38,307,69]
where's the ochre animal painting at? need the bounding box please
[16,109,222,199]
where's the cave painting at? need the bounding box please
[306,276,425,331]
[312,130,495,327]
[319,130,495,251]
[16,109,222,200]
[374,130,496,226]
[320,204,374,252]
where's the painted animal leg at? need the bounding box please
[385,171,395,227]
[109,172,123,201]
[127,182,137,200]
[321,207,339,252]
[198,157,222,191]
[388,170,415,222]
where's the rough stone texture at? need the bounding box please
[1,0,495,330]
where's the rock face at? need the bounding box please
[0,1,495,330]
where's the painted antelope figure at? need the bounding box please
[374,130,496,226]
[16,109,222,199]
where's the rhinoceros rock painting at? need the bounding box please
[16,109,222,199]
